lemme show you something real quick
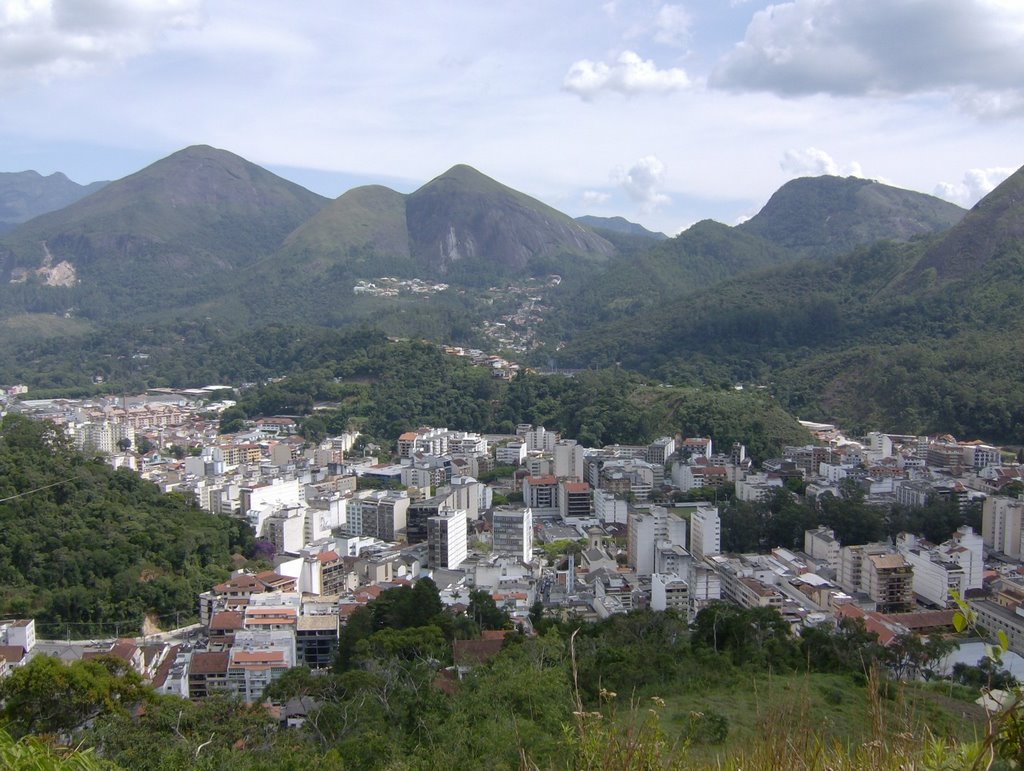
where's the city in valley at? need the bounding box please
[0,376,1017,706]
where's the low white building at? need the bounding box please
[651,573,689,613]
[804,526,841,571]
[593,489,628,525]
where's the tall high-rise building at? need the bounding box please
[492,507,534,563]
[428,510,467,569]
[689,505,721,563]
[628,506,689,576]
[983,496,1024,557]
[553,439,586,480]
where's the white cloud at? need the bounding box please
[780,147,862,178]
[0,0,203,79]
[710,0,1024,112]
[582,190,611,205]
[614,155,670,209]
[563,50,689,99]
[934,166,1015,206]
[653,4,692,47]
[953,88,1024,119]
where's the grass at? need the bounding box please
[619,671,988,768]
[0,313,92,340]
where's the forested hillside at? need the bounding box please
[0,415,253,636]
[557,214,1024,441]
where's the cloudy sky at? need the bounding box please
[2,0,1022,234]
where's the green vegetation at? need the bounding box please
[0,154,1019,446]
[0,727,111,770]
[558,226,1024,442]
[0,414,253,636]
[0,604,997,769]
[0,321,809,458]
[0,654,148,738]
[0,146,328,323]
[543,219,797,337]
[717,484,980,553]
[250,357,806,455]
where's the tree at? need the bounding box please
[300,415,327,444]
[467,589,510,630]
[0,729,108,770]
[692,604,797,668]
[799,617,883,675]
[884,632,928,680]
[336,606,375,673]
[356,626,447,665]
[0,655,148,737]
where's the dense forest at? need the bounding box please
[0,415,254,637]
[555,233,1024,443]
[222,346,810,458]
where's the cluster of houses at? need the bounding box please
[352,277,449,297]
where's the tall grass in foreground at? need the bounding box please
[560,633,988,771]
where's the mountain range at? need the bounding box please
[0,144,968,322]
[2,143,1022,441]
[558,164,1024,440]
[0,171,107,235]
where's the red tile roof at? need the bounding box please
[481,630,511,641]
[230,650,286,668]
[189,651,230,675]
[0,645,25,663]
[109,639,139,662]
[210,611,245,631]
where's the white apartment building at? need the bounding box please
[804,526,841,571]
[227,629,296,703]
[343,491,409,541]
[983,496,1024,557]
[521,425,559,453]
[897,533,966,607]
[495,441,527,466]
[689,505,721,563]
[688,563,722,620]
[628,506,689,576]
[646,436,676,466]
[428,510,467,569]
[73,420,135,454]
[651,573,688,612]
[735,473,784,503]
[553,439,586,480]
[593,489,628,525]
[943,525,984,590]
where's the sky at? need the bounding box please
[2,0,1023,235]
